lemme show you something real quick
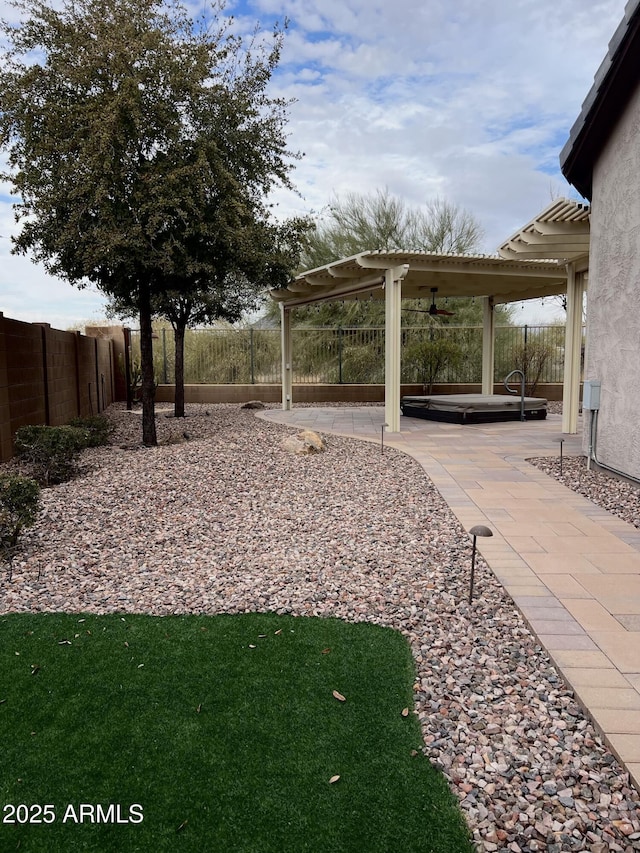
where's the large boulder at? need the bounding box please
[241,400,266,410]
[281,430,326,455]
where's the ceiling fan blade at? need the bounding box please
[435,308,455,316]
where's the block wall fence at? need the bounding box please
[0,314,128,463]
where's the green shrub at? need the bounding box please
[511,338,556,395]
[403,337,464,393]
[0,474,40,566]
[68,414,113,447]
[14,424,88,485]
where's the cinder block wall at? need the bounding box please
[97,337,115,410]
[0,314,119,462]
[76,333,100,417]
[43,326,80,425]
[2,317,47,464]
[86,326,123,404]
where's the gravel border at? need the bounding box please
[1,403,639,852]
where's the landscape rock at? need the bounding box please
[281,430,326,455]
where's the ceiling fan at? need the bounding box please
[402,286,456,317]
[428,287,455,316]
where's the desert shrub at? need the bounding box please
[511,338,556,395]
[14,424,88,485]
[403,338,464,393]
[0,474,40,568]
[340,343,385,383]
[69,414,113,447]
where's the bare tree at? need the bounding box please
[410,198,484,254]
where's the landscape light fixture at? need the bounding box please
[468,525,493,604]
[555,437,565,476]
[381,422,388,453]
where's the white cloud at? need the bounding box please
[0,0,627,329]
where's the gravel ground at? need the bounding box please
[2,402,639,853]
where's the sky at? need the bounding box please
[0,0,627,329]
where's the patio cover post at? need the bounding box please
[481,296,495,395]
[280,303,292,411]
[562,263,584,433]
[384,264,409,433]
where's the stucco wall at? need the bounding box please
[586,81,640,480]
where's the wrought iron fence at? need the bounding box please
[130,324,580,386]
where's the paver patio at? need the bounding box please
[260,405,640,791]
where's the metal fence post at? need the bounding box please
[338,327,343,384]
[162,328,168,384]
[250,328,255,384]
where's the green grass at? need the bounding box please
[0,612,473,853]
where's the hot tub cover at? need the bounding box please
[400,394,547,423]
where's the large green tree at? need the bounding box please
[0,0,298,443]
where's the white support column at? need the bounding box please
[280,303,292,411]
[481,296,495,395]
[562,264,584,434]
[384,265,409,433]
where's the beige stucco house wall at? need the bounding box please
[561,0,640,482]
[586,82,640,479]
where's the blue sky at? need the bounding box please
[0,0,628,328]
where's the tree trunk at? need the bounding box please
[138,280,157,446]
[174,321,186,418]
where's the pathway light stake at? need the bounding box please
[468,525,493,604]
[555,437,565,476]
[381,423,388,454]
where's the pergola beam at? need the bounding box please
[532,220,590,236]
[271,276,385,308]
[500,247,588,260]
[510,232,589,246]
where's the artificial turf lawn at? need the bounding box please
[0,612,474,852]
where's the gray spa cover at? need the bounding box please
[400,394,547,413]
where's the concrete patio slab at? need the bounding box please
[590,632,640,673]
[562,667,632,689]
[562,599,627,632]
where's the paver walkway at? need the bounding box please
[260,405,640,791]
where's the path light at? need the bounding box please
[555,437,565,476]
[468,525,493,605]
[381,422,388,454]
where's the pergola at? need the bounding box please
[270,199,590,434]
